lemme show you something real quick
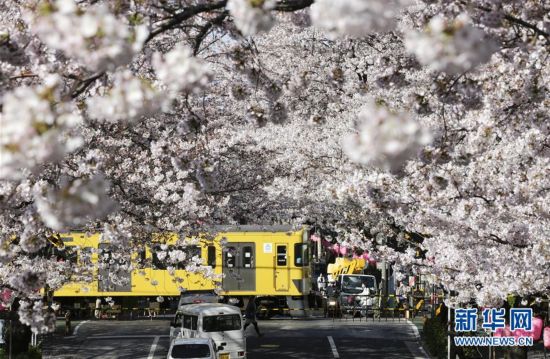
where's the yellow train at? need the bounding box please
[52,226,311,314]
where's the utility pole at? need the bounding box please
[447,304,451,359]
[447,297,456,359]
[380,261,387,296]
[9,318,12,359]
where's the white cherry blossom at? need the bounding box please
[310,0,410,37]
[226,0,276,36]
[33,175,117,231]
[28,0,148,71]
[87,71,167,123]
[343,101,432,173]
[405,14,498,74]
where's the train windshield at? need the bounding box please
[202,314,242,332]
[341,275,376,294]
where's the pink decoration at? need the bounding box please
[530,317,543,341]
[368,259,377,266]
[310,234,320,242]
[494,327,504,337]
[353,252,369,260]
[332,243,340,254]
[544,327,550,349]
[0,289,12,311]
[503,325,512,337]
[512,328,526,338]
[321,239,332,248]
[339,246,348,256]
[0,289,11,302]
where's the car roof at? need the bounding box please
[178,303,241,316]
[172,337,213,346]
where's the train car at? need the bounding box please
[52,226,311,316]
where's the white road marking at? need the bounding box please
[327,336,340,358]
[407,319,421,339]
[73,320,89,336]
[147,336,160,359]
[406,320,430,358]
[404,341,428,359]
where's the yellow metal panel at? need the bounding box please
[221,229,304,296]
[53,229,307,298]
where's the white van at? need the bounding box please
[170,303,246,359]
[167,337,216,359]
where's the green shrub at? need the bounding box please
[3,321,32,356]
[423,316,448,359]
[14,346,41,359]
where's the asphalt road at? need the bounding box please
[42,317,427,359]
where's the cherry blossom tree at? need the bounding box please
[0,0,548,332]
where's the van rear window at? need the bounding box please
[171,344,210,358]
[202,314,241,332]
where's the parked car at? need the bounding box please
[167,337,216,359]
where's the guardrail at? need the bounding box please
[309,294,441,322]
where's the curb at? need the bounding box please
[406,319,432,359]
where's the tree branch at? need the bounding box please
[488,234,529,249]
[194,11,229,55]
[68,72,105,100]
[274,0,314,12]
[146,1,228,44]
[473,3,550,43]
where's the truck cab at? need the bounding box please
[337,274,377,313]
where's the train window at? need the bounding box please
[152,245,200,270]
[225,247,236,268]
[152,245,167,270]
[242,246,253,268]
[276,245,287,266]
[173,246,186,270]
[54,247,78,264]
[207,246,216,268]
[294,243,309,267]
[186,245,201,259]
[183,314,198,330]
[79,247,92,266]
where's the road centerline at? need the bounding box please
[147,336,160,359]
[327,336,340,358]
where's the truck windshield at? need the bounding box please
[341,276,375,294]
[202,314,241,332]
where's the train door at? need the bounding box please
[274,244,289,291]
[97,243,132,292]
[222,243,256,291]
